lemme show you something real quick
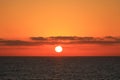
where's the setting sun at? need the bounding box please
[55,46,63,53]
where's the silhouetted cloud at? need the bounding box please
[30,37,47,41]
[0,36,120,46]
[0,40,35,46]
[104,36,120,41]
[0,38,3,40]
[49,36,77,40]
[70,40,120,45]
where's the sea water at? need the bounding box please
[0,57,120,80]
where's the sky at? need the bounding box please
[0,0,120,56]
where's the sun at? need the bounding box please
[55,46,63,53]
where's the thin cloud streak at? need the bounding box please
[0,36,120,46]
[30,37,47,41]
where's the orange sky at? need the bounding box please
[0,0,120,56]
[0,0,120,39]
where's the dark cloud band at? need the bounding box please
[0,36,120,46]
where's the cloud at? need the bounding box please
[30,37,47,41]
[0,40,38,46]
[0,38,3,40]
[104,36,120,41]
[0,36,120,46]
[49,36,77,40]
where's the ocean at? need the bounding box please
[0,57,120,80]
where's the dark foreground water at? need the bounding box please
[0,57,120,80]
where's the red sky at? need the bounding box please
[0,44,120,56]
